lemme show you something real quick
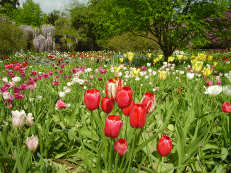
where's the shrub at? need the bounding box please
[0,19,26,57]
[103,32,160,52]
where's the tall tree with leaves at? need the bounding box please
[93,0,228,59]
[13,0,44,26]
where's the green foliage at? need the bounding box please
[0,19,26,57]
[55,17,81,51]
[91,0,228,58]
[13,0,44,26]
[46,10,62,25]
[104,32,159,52]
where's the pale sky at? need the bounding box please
[19,0,88,13]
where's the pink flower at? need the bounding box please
[31,71,37,76]
[205,81,213,86]
[89,75,94,80]
[14,93,24,99]
[98,77,102,81]
[141,66,146,71]
[216,80,221,85]
[53,80,60,86]
[56,99,67,109]
[114,138,128,156]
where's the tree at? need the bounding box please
[92,0,228,59]
[13,0,44,26]
[46,10,61,25]
[0,0,19,8]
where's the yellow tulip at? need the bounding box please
[147,53,152,58]
[127,52,134,62]
[192,61,203,73]
[131,68,140,77]
[115,66,121,73]
[202,67,212,77]
[119,58,124,63]
[213,61,218,66]
[168,56,175,62]
[208,56,213,61]
[159,71,168,80]
[177,55,183,60]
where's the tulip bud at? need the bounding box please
[26,113,34,126]
[116,86,133,109]
[84,89,101,111]
[25,135,39,151]
[114,138,128,156]
[157,136,173,156]
[129,104,146,128]
[141,92,156,114]
[101,97,114,114]
[104,115,123,138]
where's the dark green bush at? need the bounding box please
[0,19,26,57]
[103,32,160,52]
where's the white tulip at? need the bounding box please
[223,85,231,96]
[186,73,194,79]
[12,110,26,127]
[12,77,21,83]
[25,135,39,151]
[204,85,222,96]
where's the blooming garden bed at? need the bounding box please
[0,50,231,172]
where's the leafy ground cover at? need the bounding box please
[0,50,231,172]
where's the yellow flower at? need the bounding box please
[191,55,196,59]
[213,61,218,66]
[127,52,134,62]
[183,56,188,60]
[131,68,140,77]
[202,67,212,77]
[168,56,175,62]
[153,58,158,64]
[115,66,121,73]
[119,58,124,63]
[192,61,203,73]
[158,55,163,60]
[159,71,168,80]
[207,56,213,61]
[198,53,207,61]
[147,53,152,58]
[177,55,183,61]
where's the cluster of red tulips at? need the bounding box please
[84,77,173,157]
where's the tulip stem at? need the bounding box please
[108,139,112,173]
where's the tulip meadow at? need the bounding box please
[0,50,231,172]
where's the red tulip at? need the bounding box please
[157,136,173,156]
[222,102,231,113]
[141,92,156,114]
[101,97,114,114]
[129,104,146,128]
[122,100,134,116]
[104,115,123,138]
[114,138,128,156]
[116,86,133,109]
[84,89,101,111]
[105,78,123,100]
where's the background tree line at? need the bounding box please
[0,0,230,59]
